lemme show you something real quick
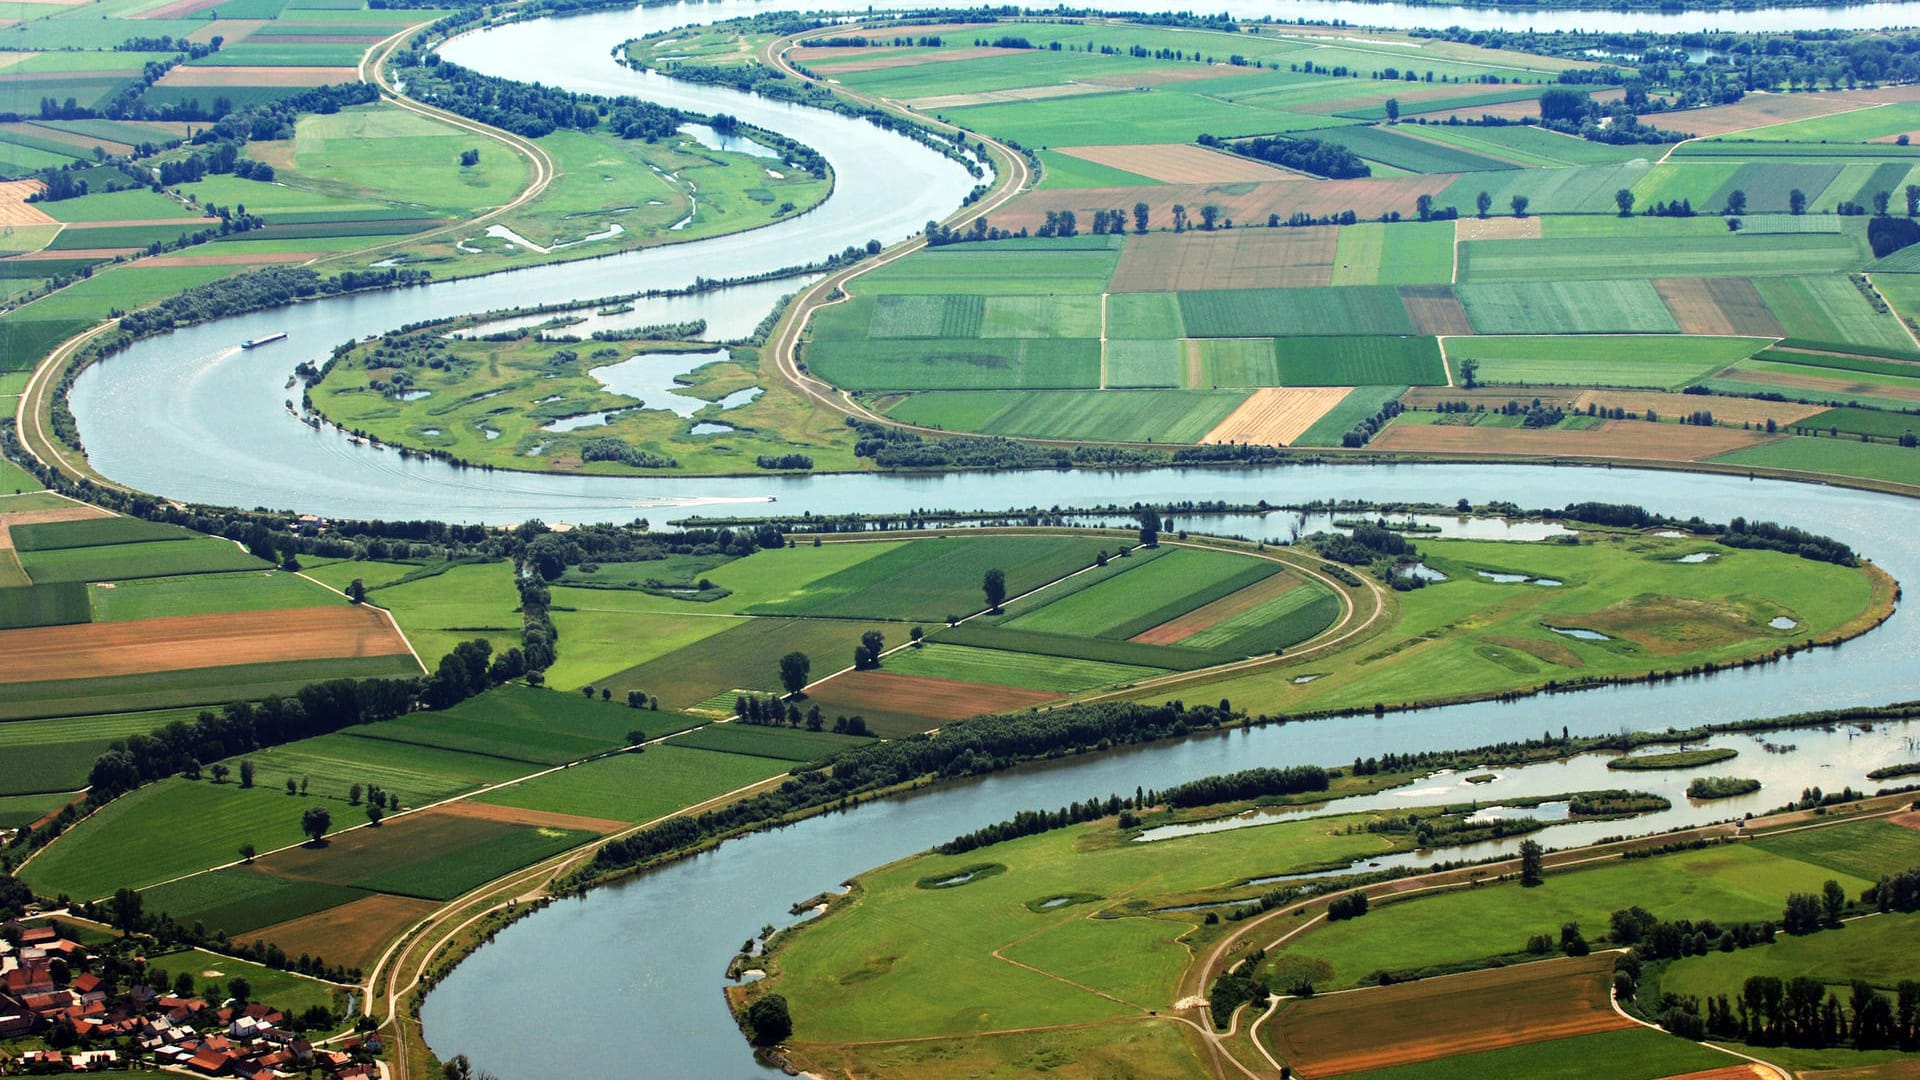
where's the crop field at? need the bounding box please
[1180,285,1416,338]
[1271,335,1447,386]
[940,623,1235,671]
[1797,405,1920,440]
[350,684,685,765]
[1052,143,1290,184]
[1263,954,1634,1076]
[1318,124,1520,174]
[802,334,1100,391]
[0,654,426,723]
[1728,101,1920,143]
[1295,385,1409,446]
[0,706,196,795]
[1107,291,1187,339]
[1753,276,1917,353]
[1570,389,1826,429]
[1171,580,1341,654]
[476,745,792,824]
[1752,818,1920,881]
[1440,162,1651,217]
[890,388,1251,443]
[1323,1028,1733,1080]
[1007,546,1277,638]
[0,792,72,829]
[16,535,268,583]
[256,810,592,901]
[750,534,1114,623]
[1000,174,1485,239]
[801,670,1060,735]
[249,892,441,975]
[1457,233,1862,283]
[854,240,1120,296]
[1441,335,1767,389]
[1201,386,1356,444]
[86,570,336,621]
[1110,229,1337,292]
[666,723,869,762]
[1658,909,1920,1003]
[1106,339,1185,387]
[141,869,371,939]
[1330,221,1455,286]
[1370,419,1768,461]
[597,618,875,709]
[1458,280,1682,335]
[220,732,534,807]
[0,581,89,630]
[7,516,194,550]
[1035,149,1162,189]
[0,606,414,685]
[884,641,1163,692]
[1654,278,1789,338]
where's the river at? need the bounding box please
[45,0,1920,1073]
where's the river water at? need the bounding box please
[46,0,1920,1073]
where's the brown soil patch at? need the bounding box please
[1264,954,1631,1076]
[0,606,411,684]
[1184,339,1204,388]
[1201,387,1353,446]
[10,123,132,156]
[1404,87,1624,124]
[999,174,1463,237]
[1456,215,1541,242]
[1803,1066,1920,1080]
[155,65,359,87]
[1402,285,1473,336]
[1057,143,1299,185]
[0,181,55,227]
[811,47,1004,75]
[1112,229,1337,292]
[1888,811,1920,831]
[142,251,319,267]
[1734,367,1920,404]
[247,892,438,974]
[1131,570,1304,645]
[1656,1068,1774,1080]
[1571,389,1826,428]
[806,671,1057,722]
[1656,277,1785,338]
[1368,418,1773,461]
[431,797,625,835]
[0,503,110,552]
[1665,91,1888,138]
[906,83,1107,111]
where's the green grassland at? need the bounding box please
[1006,547,1274,638]
[88,570,336,621]
[0,458,46,494]
[1800,405,1920,440]
[1331,221,1455,286]
[1325,1028,1731,1080]
[1105,339,1186,387]
[9,516,196,550]
[145,947,344,1016]
[1658,910,1920,1002]
[1459,280,1681,335]
[0,581,89,629]
[1442,335,1767,389]
[767,809,1401,1044]
[882,642,1163,692]
[802,335,1101,390]
[354,561,518,664]
[1710,436,1920,487]
[666,723,869,762]
[594,618,875,709]
[353,825,593,900]
[1272,336,1447,386]
[885,389,1249,443]
[0,655,425,723]
[142,869,370,939]
[1180,286,1415,338]
[1458,232,1865,283]
[1754,276,1917,352]
[1138,532,1878,719]
[476,744,790,823]
[0,707,224,795]
[1752,818,1920,880]
[0,792,75,829]
[747,533,1114,622]
[217,731,536,807]
[1107,292,1187,339]
[16,536,268,584]
[351,683,698,765]
[1294,385,1409,447]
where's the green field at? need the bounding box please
[17,537,269,584]
[1035,149,1162,189]
[1328,1028,1731,1080]
[218,731,536,807]
[0,654,426,723]
[1457,233,1863,283]
[0,581,89,629]
[1105,339,1186,387]
[1754,276,1915,352]
[142,869,371,938]
[1443,335,1766,389]
[476,744,791,823]
[666,723,870,762]
[1007,547,1276,639]
[1710,436,1920,487]
[1295,386,1409,447]
[1180,286,1415,338]
[748,534,1115,623]
[0,706,211,796]
[802,335,1101,390]
[594,618,876,709]
[1107,292,1186,339]
[1319,125,1521,174]
[1658,909,1920,1002]
[353,825,593,900]
[853,241,1120,296]
[1752,818,1920,881]
[1331,221,1455,286]
[1272,336,1447,386]
[350,684,692,765]
[9,516,197,550]
[1458,280,1682,335]
[0,791,74,829]
[145,947,344,1017]
[1178,581,1341,654]
[87,571,336,621]
[882,642,1163,692]
[886,388,1249,443]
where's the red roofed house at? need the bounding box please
[188,1046,236,1075]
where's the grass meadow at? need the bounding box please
[881,642,1162,692]
[477,744,790,823]
[1328,1027,1730,1080]
[748,534,1114,622]
[1443,335,1765,389]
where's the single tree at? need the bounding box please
[1874,189,1892,217]
[1727,216,1744,233]
[1615,188,1635,217]
[1385,97,1399,123]
[1519,838,1545,886]
[745,994,794,1046]
[1416,193,1433,221]
[1459,358,1480,389]
[1476,190,1492,219]
[860,630,884,665]
[210,763,230,784]
[238,759,254,789]
[348,783,362,806]
[367,802,384,827]
[601,687,611,701]
[345,578,365,604]
[627,729,647,747]
[1789,188,1807,215]
[1133,201,1150,234]
[910,626,924,647]
[459,148,480,167]
[1510,194,1530,218]
[1199,204,1220,231]
[983,569,1007,613]
[779,651,811,695]
[1138,508,1161,548]
[301,806,332,845]
[1725,189,1748,215]
[1907,184,1919,217]
[238,843,255,863]
[173,972,195,998]
[285,777,297,796]
[1822,879,1847,926]
[1172,203,1188,232]
[110,887,143,934]
[228,976,251,1005]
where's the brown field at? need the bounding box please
[0,180,55,226]
[1672,91,1890,138]
[1403,87,1624,124]
[0,503,110,552]
[9,123,133,156]
[1368,418,1773,460]
[142,251,318,267]
[1889,811,1920,831]
[258,809,517,886]
[1200,387,1353,446]
[1261,953,1632,1076]
[906,83,1110,110]
[805,671,1056,723]
[998,174,1465,236]
[1656,277,1786,338]
[1056,143,1298,185]
[1571,389,1826,428]
[810,47,1004,75]
[431,797,626,835]
[1802,1062,1920,1080]
[0,606,412,684]
[248,892,438,974]
[1656,1068,1774,1080]
[1456,215,1540,241]
[1131,570,1304,645]
[1402,285,1473,335]
[1111,229,1337,292]
[1733,367,1920,404]
[137,0,226,18]
[155,65,359,87]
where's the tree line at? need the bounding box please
[1208,133,1370,180]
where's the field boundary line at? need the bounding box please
[1862,272,1920,353]
[294,569,428,674]
[1438,335,1454,386]
[1100,290,1110,389]
[1656,97,1888,165]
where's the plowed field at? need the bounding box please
[1111,229,1338,292]
[805,671,1057,722]
[1570,389,1825,428]
[1733,367,1920,403]
[1130,570,1304,644]
[431,797,626,835]
[0,181,55,226]
[1201,387,1353,445]
[249,893,439,973]
[1262,953,1632,1076]
[1056,143,1297,185]
[1401,285,1473,335]
[1369,419,1772,460]
[155,65,359,87]
[0,606,411,684]
[1656,277,1786,338]
[1656,1068,1774,1080]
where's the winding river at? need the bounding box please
[48,0,1920,1074]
